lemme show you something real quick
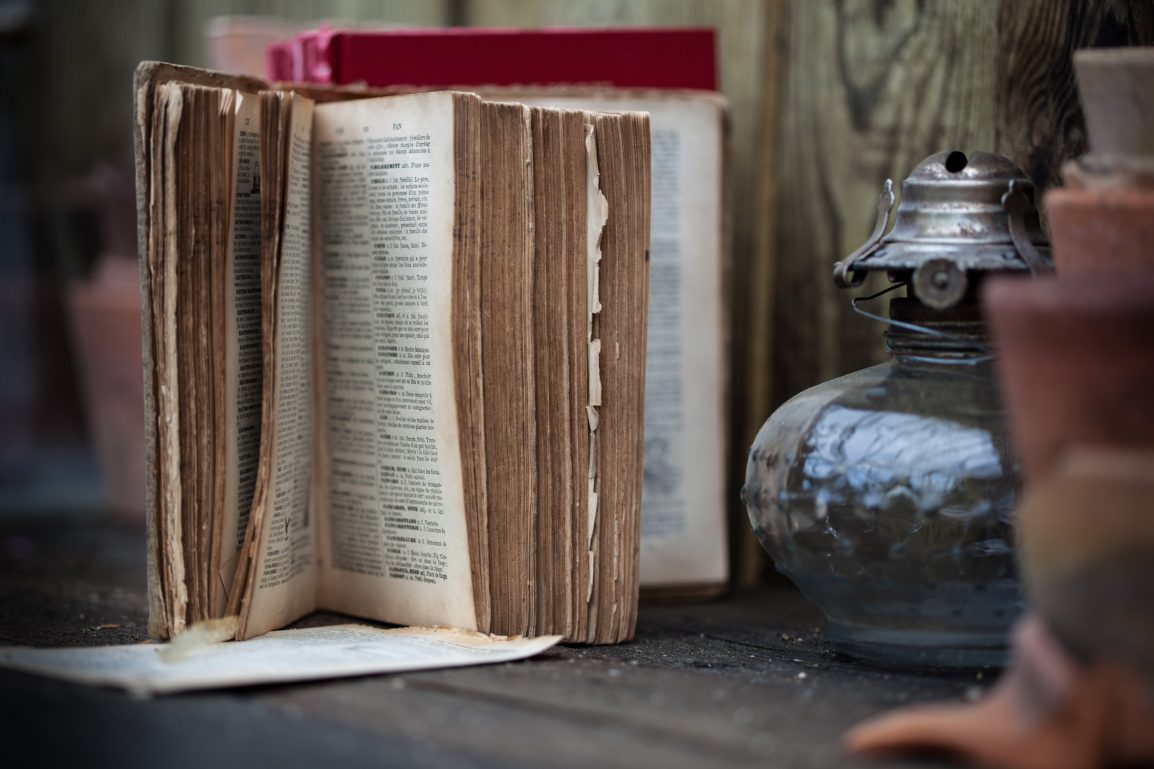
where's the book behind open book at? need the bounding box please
[134,62,650,644]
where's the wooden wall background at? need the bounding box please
[21,0,1154,580]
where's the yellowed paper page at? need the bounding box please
[242,96,319,637]
[218,91,263,614]
[312,92,476,629]
[0,626,561,695]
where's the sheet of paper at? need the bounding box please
[0,625,561,695]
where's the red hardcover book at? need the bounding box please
[266,26,716,91]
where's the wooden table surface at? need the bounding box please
[0,515,983,768]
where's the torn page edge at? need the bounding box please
[160,83,188,635]
[584,123,608,602]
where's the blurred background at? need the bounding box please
[0,0,1150,580]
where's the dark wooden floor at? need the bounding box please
[0,515,981,768]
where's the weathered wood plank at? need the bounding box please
[1,517,971,768]
[992,0,1154,191]
[770,0,1000,410]
[765,0,1154,412]
[732,0,787,583]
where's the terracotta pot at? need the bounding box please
[1075,47,1154,160]
[205,16,298,78]
[1045,187,1154,273]
[68,256,146,521]
[983,273,1154,481]
[1016,448,1154,641]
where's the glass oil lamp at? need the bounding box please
[742,151,1052,667]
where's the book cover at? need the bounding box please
[267,26,716,91]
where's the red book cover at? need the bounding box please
[267,27,717,91]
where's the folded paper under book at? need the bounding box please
[0,624,562,695]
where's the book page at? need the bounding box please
[313,93,476,629]
[154,83,189,634]
[0,626,560,695]
[515,94,728,589]
[637,99,727,587]
[241,97,318,637]
[217,92,263,614]
[135,61,269,639]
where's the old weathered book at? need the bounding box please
[268,26,732,599]
[507,90,730,600]
[134,62,650,644]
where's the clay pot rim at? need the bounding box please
[983,274,1154,317]
[1075,46,1154,66]
[1045,186,1154,203]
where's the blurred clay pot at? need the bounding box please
[205,15,298,78]
[984,273,1154,480]
[1051,48,1154,275]
[1074,47,1154,160]
[68,256,146,521]
[1045,187,1154,274]
[1015,447,1154,674]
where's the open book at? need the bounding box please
[269,26,731,597]
[281,81,731,599]
[134,62,650,644]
